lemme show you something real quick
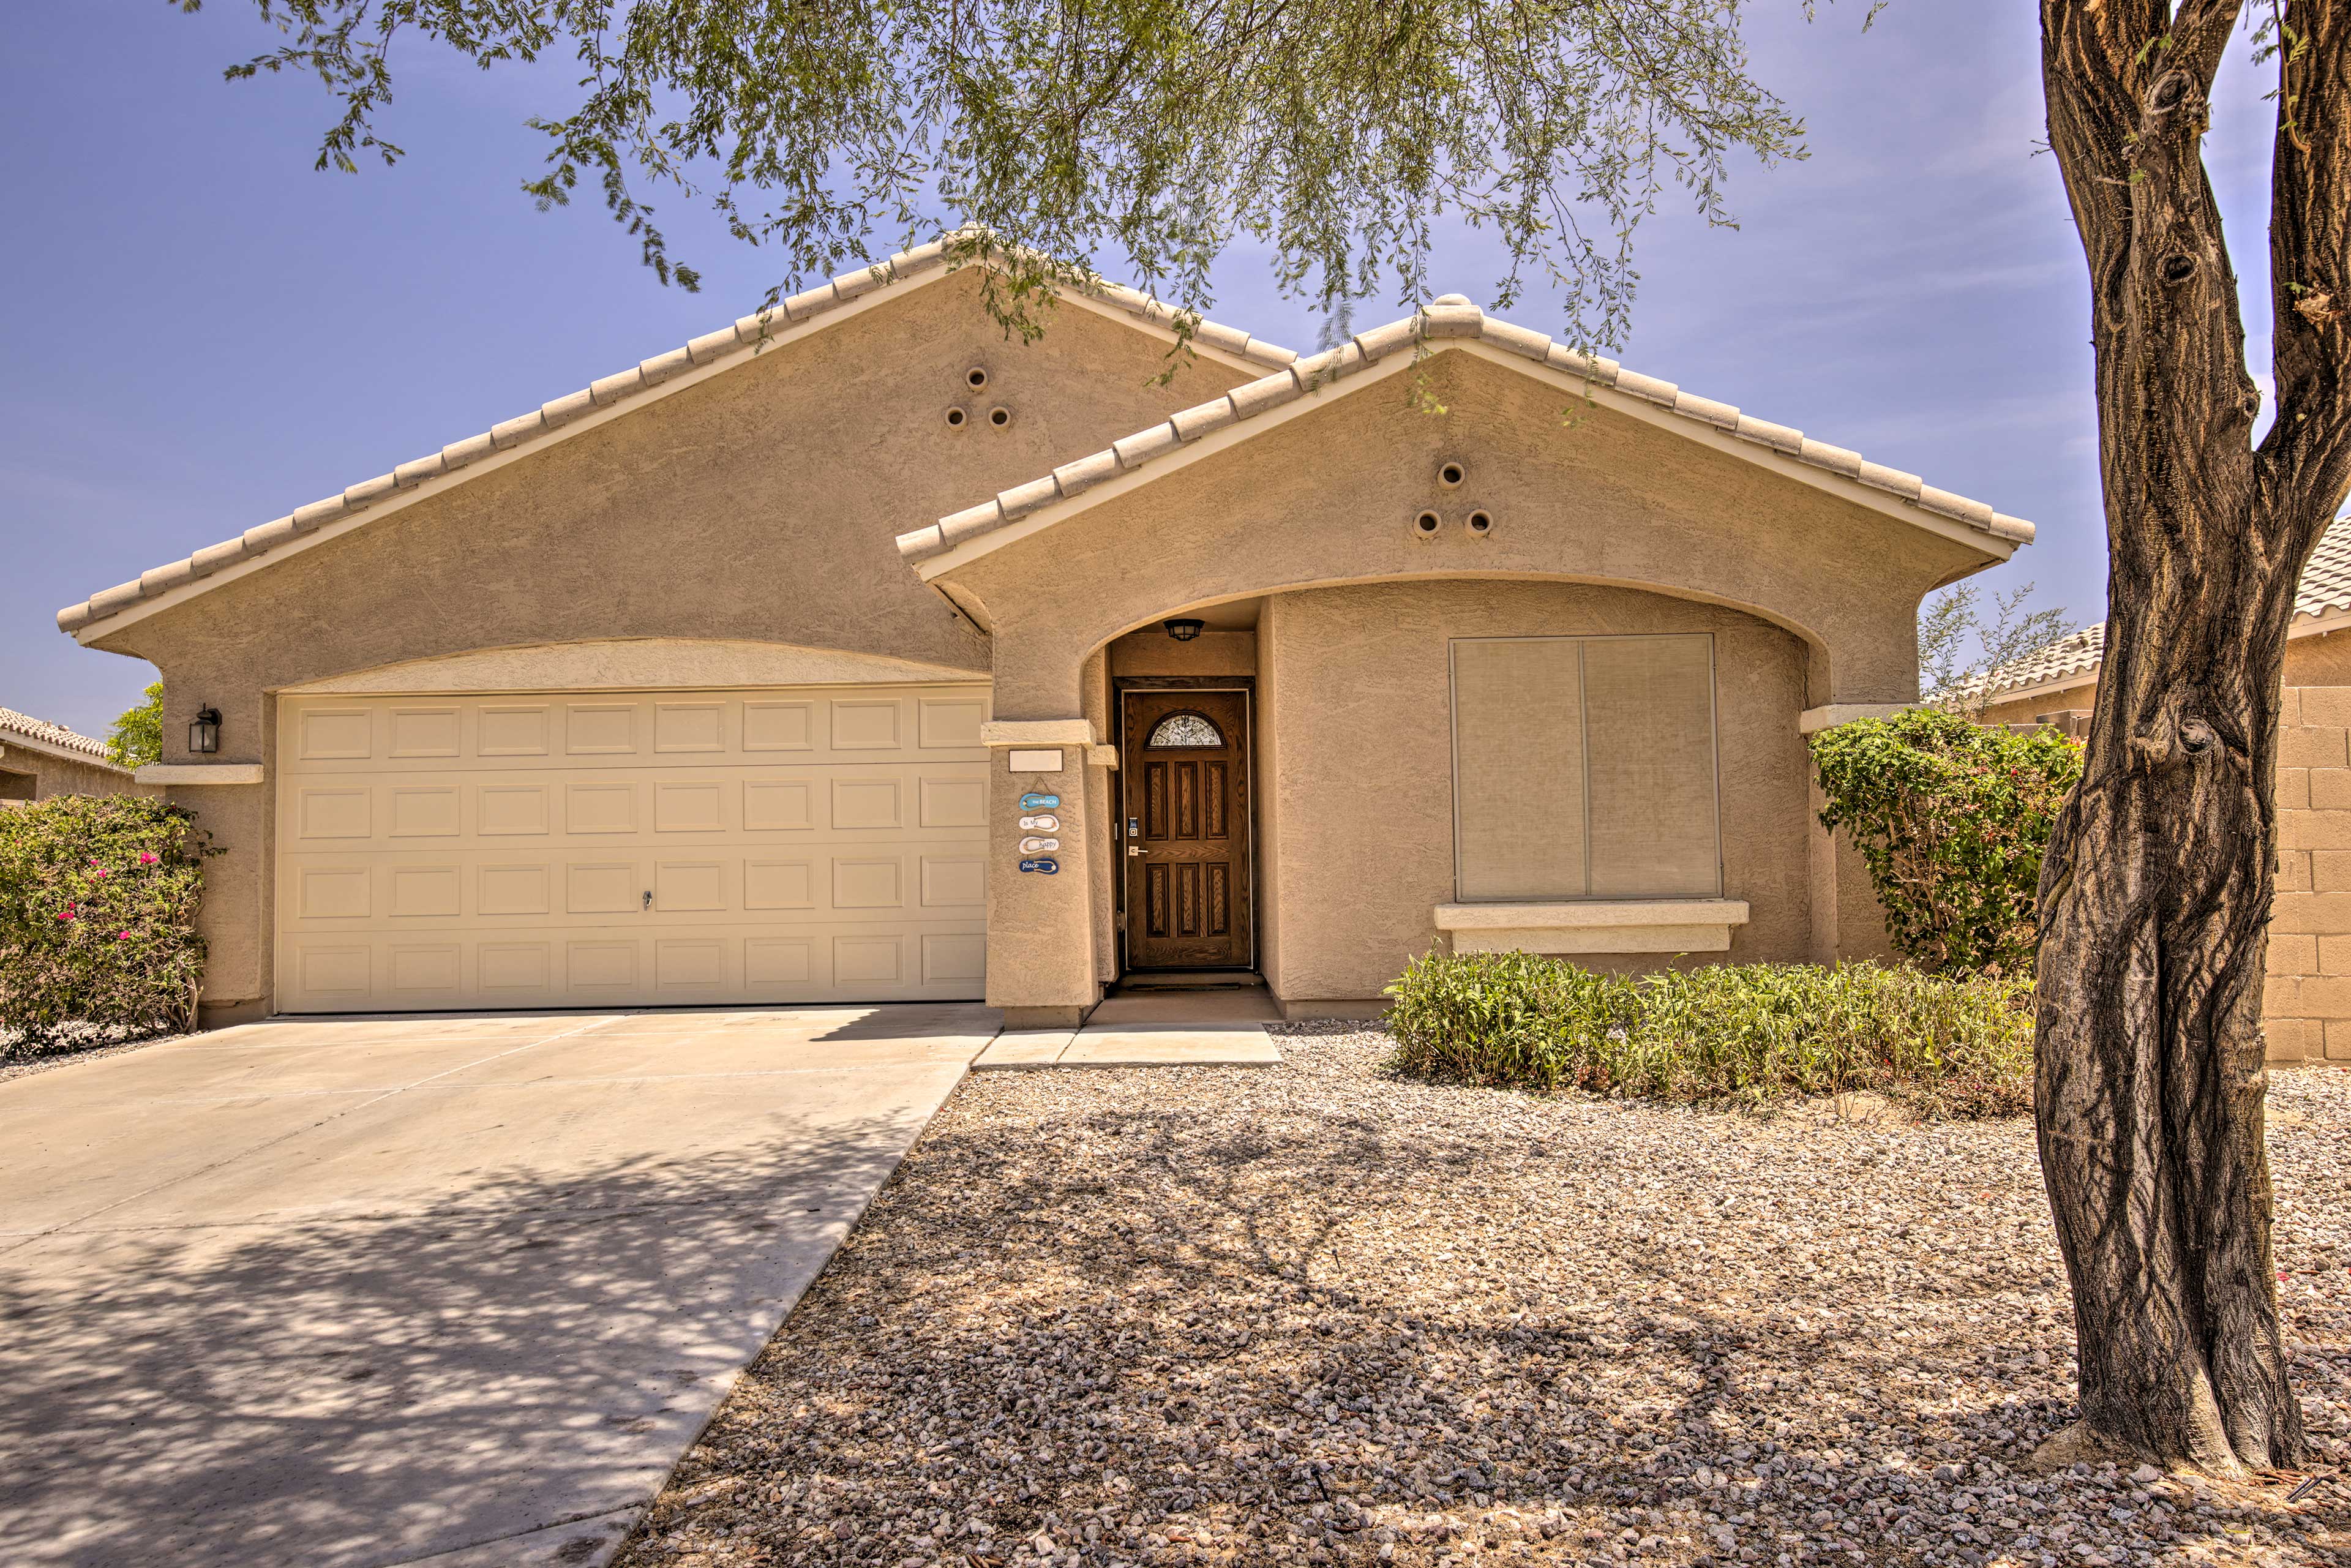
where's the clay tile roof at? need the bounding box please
[1977,625,2107,696]
[896,297,2037,568]
[1978,516,2351,699]
[0,707,118,763]
[56,233,1295,637]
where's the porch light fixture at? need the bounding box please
[1163,618,1205,642]
[188,707,222,755]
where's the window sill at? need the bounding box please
[1434,899,1750,956]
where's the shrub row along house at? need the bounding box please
[0,708,150,807]
[58,246,2034,1026]
[1977,518,2351,1066]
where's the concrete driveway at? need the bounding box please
[0,1005,997,1567]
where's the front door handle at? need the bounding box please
[1127,846,1142,857]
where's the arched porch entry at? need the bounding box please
[899,337,2022,1024]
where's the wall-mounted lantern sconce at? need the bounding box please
[1162,618,1205,642]
[189,707,222,755]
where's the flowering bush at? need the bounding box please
[1809,707,2084,976]
[0,795,215,1057]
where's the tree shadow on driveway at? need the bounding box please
[0,1114,915,1568]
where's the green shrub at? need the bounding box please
[1384,951,2033,1117]
[0,795,214,1058]
[1809,707,2082,975]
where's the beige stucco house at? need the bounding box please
[58,242,2034,1027]
[0,708,153,805]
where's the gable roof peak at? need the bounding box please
[58,232,1295,640]
[899,299,2038,571]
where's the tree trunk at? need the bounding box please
[2034,0,2351,1476]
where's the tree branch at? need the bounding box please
[2259,0,2351,557]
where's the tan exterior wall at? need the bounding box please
[1106,629,1258,680]
[2265,686,2351,1065]
[2287,627,2351,685]
[1976,690,2090,730]
[1258,579,1816,1005]
[1080,650,1117,988]
[0,747,157,803]
[1258,601,1289,996]
[86,271,1256,1016]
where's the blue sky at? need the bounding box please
[0,2,2287,738]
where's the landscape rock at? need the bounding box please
[612,1030,2351,1567]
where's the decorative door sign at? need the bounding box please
[1019,857,1060,874]
[1019,836,1060,854]
[1018,814,1060,831]
[1019,792,1060,810]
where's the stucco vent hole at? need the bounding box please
[1438,462,1467,487]
[1413,511,1442,538]
[966,366,990,389]
[989,406,1013,428]
[1466,510,1494,536]
[944,406,969,429]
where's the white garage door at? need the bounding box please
[274,684,991,1013]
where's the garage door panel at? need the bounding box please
[388,707,462,759]
[277,685,989,1012]
[285,692,986,773]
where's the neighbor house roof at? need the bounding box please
[57,235,1295,640]
[1978,515,2351,702]
[0,707,124,769]
[896,293,2037,572]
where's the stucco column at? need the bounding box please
[1797,705,1907,966]
[980,719,1102,1027]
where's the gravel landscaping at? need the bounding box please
[0,1024,181,1084]
[614,1028,2351,1568]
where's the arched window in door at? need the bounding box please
[1147,711,1224,748]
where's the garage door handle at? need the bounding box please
[642,890,653,910]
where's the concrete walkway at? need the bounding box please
[0,1005,996,1567]
[972,988,1283,1070]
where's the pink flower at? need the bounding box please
[137,852,159,865]
[92,868,109,879]
[116,931,133,941]
[55,904,77,921]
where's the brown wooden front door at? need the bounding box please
[1122,689,1252,969]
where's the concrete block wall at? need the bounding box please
[2266,686,2351,1065]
